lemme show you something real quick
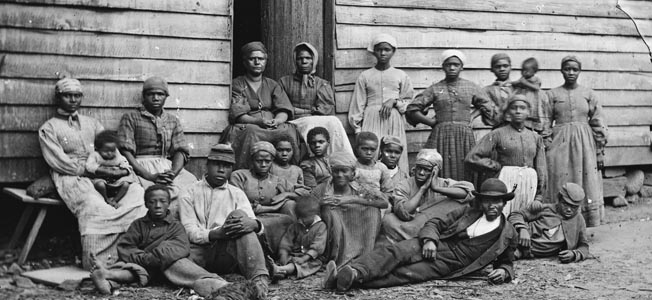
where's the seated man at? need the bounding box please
[90,185,227,297]
[179,144,270,300]
[380,148,474,244]
[324,178,518,291]
[508,182,589,263]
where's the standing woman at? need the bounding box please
[348,34,414,172]
[406,50,494,181]
[546,56,607,227]
[39,78,146,270]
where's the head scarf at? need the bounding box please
[55,78,82,94]
[415,148,442,168]
[380,136,403,151]
[559,182,585,206]
[250,141,276,157]
[241,41,267,59]
[367,33,398,52]
[441,49,466,66]
[561,55,582,70]
[142,76,169,96]
[207,144,235,164]
[329,151,357,169]
[490,53,511,67]
[293,42,318,88]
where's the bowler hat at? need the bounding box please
[472,178,515,201]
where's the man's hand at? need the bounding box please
[380,99,397,120]
[558,250,576,263]
[518,229,531,248]
[223,215,258,238]
[422,240,437,260]
[488,268,507,284]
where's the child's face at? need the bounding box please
[252,151,273,175]
[557,200,580,220]
[331,166,355,187]
[356,139,378,164]
[98,142,117,160]
[380,144,402,169]
[275,141,293,165]
[373,42,395,65]
[521,63,537,79]
[491,59,511,81]
[145,189,170,220]
[309,134,330,157]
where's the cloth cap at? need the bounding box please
[561,55,582,70]
[441,49,466,66]
[380,136,404,151]
[559,182,585,206]
[143,76,169,96]
[506,94,531,110]
[472,178,515,201]
[294,42,318,75]
[367,33,398,52]
[250,141,276,157]
[241,41,267,59]
[415,148,442,168]
[207,144,235,164]
[490,53,511,67]
[55,78,83,94]
[330,151,357,168]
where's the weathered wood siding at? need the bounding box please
[332,0,652,167]
[0,0,232,182]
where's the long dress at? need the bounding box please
[220,76,306,170]
[348,67,414,172]
[546,85,607,227]
[39,114,147,270]
[407,78,493,181]
[280,73,354,157]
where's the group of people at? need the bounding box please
[35,33,604,300]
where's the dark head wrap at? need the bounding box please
[490,53,511,67]
[241,41,267,59]
[561,56,582,70]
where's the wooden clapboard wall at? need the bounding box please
[332,0,652,167]
[0,0,232,182]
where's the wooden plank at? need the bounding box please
[22,266,89,286]
[334,69,652,90]
[336,0,624,18]
[605,146,652,166]
[603,107,652,126]
[0,79,230,110]
[619,0,652,20]
[1,0,231,16]
[335,24,650,53]
[0,28,230,62]
[0,106,229,133]
[334,5,649,37]
[0,54,230,85]
[335,49,652,72]
[0,3,231,40]
[607,126,652,147]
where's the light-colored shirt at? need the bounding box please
[179,178,259,245]
[466,214,501,238]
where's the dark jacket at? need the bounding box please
[418,206,518,280]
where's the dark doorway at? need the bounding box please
[233,0,262,78]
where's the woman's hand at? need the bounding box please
[321,196,341,206]
[380,99,397,120]
[422,240,437,260]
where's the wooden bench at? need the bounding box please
[3,187,64,265]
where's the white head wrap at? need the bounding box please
[415,148,443,168]
[367,33,398,52]
[441,49,467,66]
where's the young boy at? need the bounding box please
[270,135,304,186]
[271,195,327,280]
[85,130,137,206]
[90,185,228,297]
[300,127,332,188]
[378,136,408,187]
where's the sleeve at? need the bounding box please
[395,72,415,114]
[507,204,544,231]
[443,178,475,203]
[492,228,517,281]
[300,160,318,188]
[306,222,328,259]
[178,188,211,245]
[406,84,436,126]
[229,171,248,193]
[116,151,132,169]
[270,80,294,119]
[587,89,608,149]
[85,152,101,174]
[574,216,590,261]
[379,165,394,195]
[229,78,253,123]
[418,206,468,244]
[38,122,86,176]
[169,116,190,161]
[232,189,263,234]
[464,131,501,172]
[541,89,555,144]
[117,113,137,155]
[348,73,368,134]
[535,91,552,139]
[150,222,191,269]
[295,166,305,185]
[117,221,161,268]
[530,76,542,87]
[533,135,547,202]
[471,84,495,121]
[392,179,417,221]
[313,79,335,116]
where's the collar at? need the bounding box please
[55,108,80,126]
[299,215,322,228]
[509,123,527,132]
[202,176,229,190]
[142,210,175,224]
[139,107,167,119]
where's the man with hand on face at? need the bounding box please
[508,182,590,263]
[179,144,270,300]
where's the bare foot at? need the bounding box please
[89,253,112,294]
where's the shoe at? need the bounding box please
[322,260,338,289]
[336,265,357,292]
[252,275,269,300]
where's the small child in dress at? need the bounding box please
[270,135,304,186]
[300,127,332,188]
[86,130,136,206]
[510,57,548,133]
[354,132,392,195]
[272,195,327,280]
[511,57,541,92]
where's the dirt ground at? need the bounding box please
[1,200,652,300]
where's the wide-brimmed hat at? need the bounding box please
[472,178,515,201]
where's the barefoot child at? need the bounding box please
[272,195,327,280]
[300,127,332,188]
[270,135,304,186]
[91,185,228,297]
[85,130,137,206]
